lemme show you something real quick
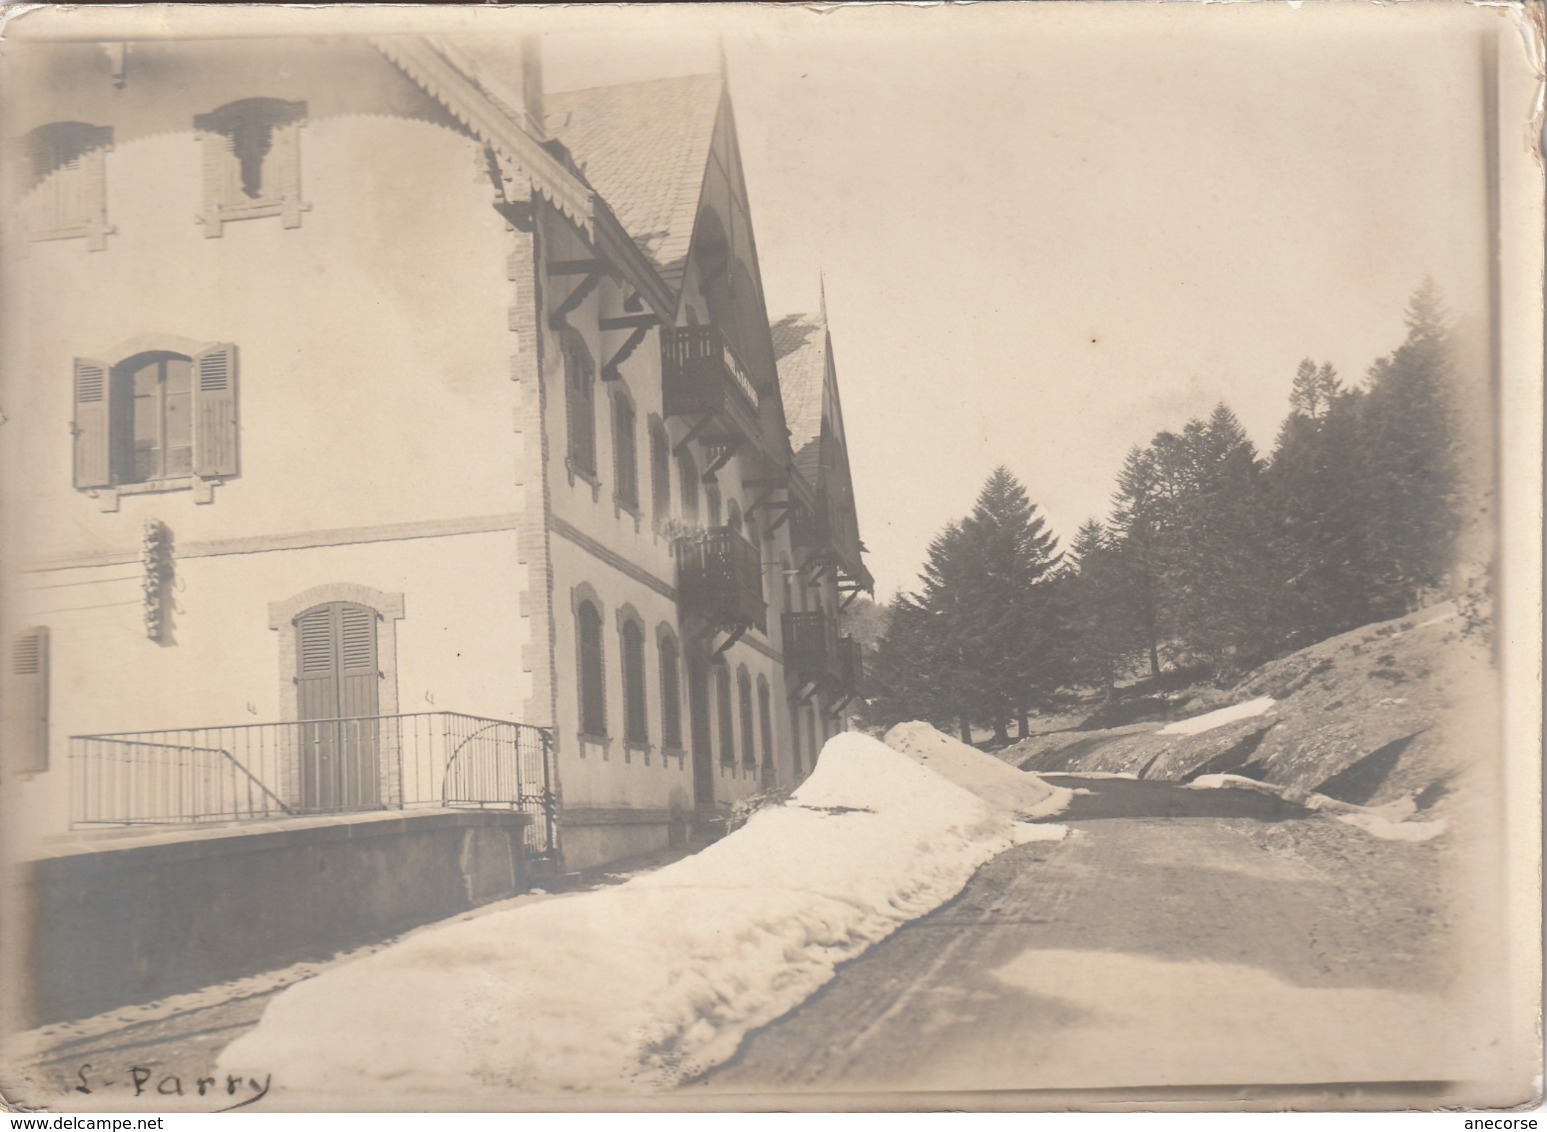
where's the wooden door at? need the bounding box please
[295,602,380,810]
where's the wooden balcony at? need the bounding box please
[661,325,761,448]
[782,612,842,685]
[674,526,766,633]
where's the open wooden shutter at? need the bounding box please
[191,343,238,478]
[72,359,112,489]
[9,627,49,774]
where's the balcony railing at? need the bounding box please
[661,325,760,446]
[675,526,767,632]
[69,711,556,854]
[783,612,841,685]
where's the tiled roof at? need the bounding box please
[772,312,828,461]
[546,74,723,295]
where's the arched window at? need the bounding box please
[715,664,735,766]
[577,600,606,738]
[613,392,638,510]
[72,343,238,492]
[757,676,774,772]
[678,448,699,521]
[564,332,597,478]
[727,498,743,534]
[737,667,756,771]
[121,352,193,483]
[620,618,648,747]
[789,704,803,780]
[658,630,683,752]
[649,419,671,523]
[706,480,723,527]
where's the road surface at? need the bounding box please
[691,776,1466,1100]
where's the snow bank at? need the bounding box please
[1156,695,1275,736]
[219,733,1045,1098]
[1187,774,1446,842]
[882,721,1073,819]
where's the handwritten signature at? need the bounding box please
[72,1064,272,1111]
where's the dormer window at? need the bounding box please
[193,98,308,236]
[24,122,113,250]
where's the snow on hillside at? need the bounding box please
[219,733,1062,1099]
[1156,695,1275,736]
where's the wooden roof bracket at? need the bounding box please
[703,441,740,479]
[601,323,651,382]
[673,413,713,457]
[710,623,748,659]
[549,265,605,330]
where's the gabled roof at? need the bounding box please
[771,312,828,467]
[546,73,723,295]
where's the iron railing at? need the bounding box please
[69,711,556,855]
[675,526,767,632]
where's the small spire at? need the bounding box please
[818,269,828,323]
[717,35,729,81]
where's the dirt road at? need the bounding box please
[692,776,1467,1100]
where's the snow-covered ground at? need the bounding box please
[1156,695,1276,736]
[219,730,1069,1099]
[1187,773,1447,842]
[884,720,1073,818]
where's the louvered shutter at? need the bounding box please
[336,604,379,722]
[72,359,112,489]
[191,343,238,477]
[9,628,49,774]
[198,130,236,235]
[273,120,305,228]
[296,606,339,723]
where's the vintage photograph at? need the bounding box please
[0,1,1540,1114]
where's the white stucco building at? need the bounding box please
[1,30,872,873]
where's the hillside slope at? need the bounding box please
[1007,605,1494,812]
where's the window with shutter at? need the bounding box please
[758,677,773,771]
[8,628,49,775]
[613,394,638,510]
[659,633,682,751]
[564,334,597,479]
[71,344,238,498]
[194,98,308,236]
[715,665,735,766]
[577,600,606,738]
[25,122,113,249]
[621,620,647,746]
[738,668,755,770]
[650,423,671,523]
[789,705,803,779]
[678,449,699,521]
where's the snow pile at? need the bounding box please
[1187,774,1446,842]
[219,733,1047,1098]
[1156,695,1276,736]
[883,721,1073,819]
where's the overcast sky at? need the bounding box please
[543,3,1501,600]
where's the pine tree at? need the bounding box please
[1359,278,1463,611]
[958,467,1063,742]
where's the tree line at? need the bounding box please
[862,280,1477,743]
